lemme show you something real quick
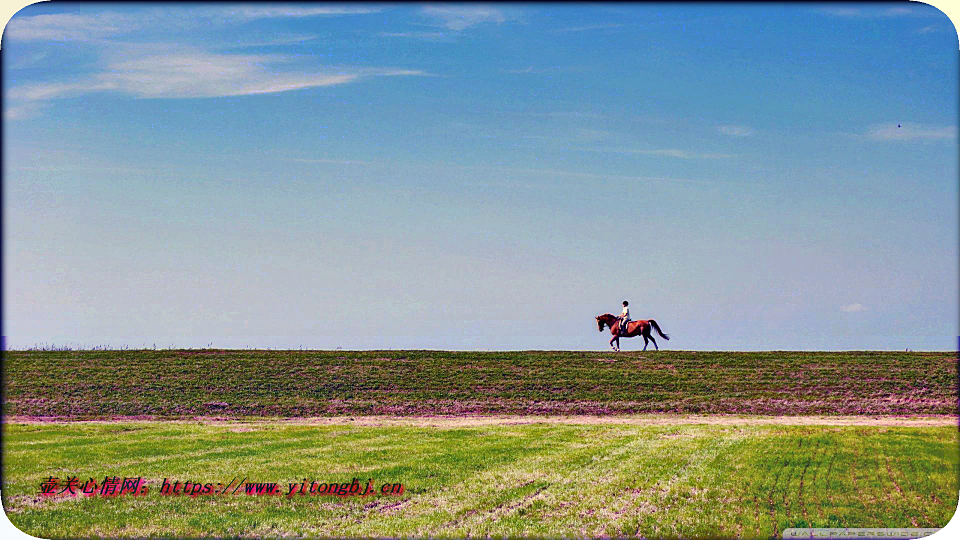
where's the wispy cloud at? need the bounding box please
[291,158,377,166]
[236,33,321,46]
[501,66,588,75]
[718,124,754,137]
[5,6,384,43]
[818,6,938,18]
[551,23,624,33]
[585,147,732,160]
[420,5,510,30]
[864,122,957,141]
[644,149,732,159]
[285,156,709,186]
[4,12,135,41]
[840,303,868,313]
[379,31,453,41]
[215,5,384,21]
[4,6,423,120]
[6,51,425,118]
[3,101,49,121]
[522,111,608,120]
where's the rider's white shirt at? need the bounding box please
[621,307,630,319]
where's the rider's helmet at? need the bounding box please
[623,301,629,306]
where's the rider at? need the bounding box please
[618,301,631,335]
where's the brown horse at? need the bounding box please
[595,313,670,352]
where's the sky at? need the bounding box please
[2,2,958,351]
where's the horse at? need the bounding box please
[595,313,670,352]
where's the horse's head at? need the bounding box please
[596,315,606,332]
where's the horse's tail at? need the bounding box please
[650,320,670,340]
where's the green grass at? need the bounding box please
[3,350,956,417]
[2,421,957,538]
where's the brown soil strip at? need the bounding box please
[3,414,956,427]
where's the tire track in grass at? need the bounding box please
[798,439,818,526]
[768,450,787,538]
[588,430,706,535]
[814,436,841,526]
[781,437,801,527]
[610,437,698,537]
[681,434,756,539]
[589,429,703,538]
[611,427,753,537]
[426,426,688,537]
[819,435,838,517]
[392,426,603,537]
[886,454,930,527]
[742,436,768,534]
[456,427,650,537]
[883,455,916,526]
[863,434,912,526]
[760,430,805,539]
[664,428,752,536]
[869,440,896,521]
[849,441,874,512]
[906,448,940,527]
[471,482,552,531]
[752,492,762,537]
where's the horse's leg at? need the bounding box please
[642,335,649,351]
[642,327,658,351]
[610,335,617,351]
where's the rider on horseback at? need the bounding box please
[618,301,631,336]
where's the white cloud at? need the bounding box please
[818,6,936,18]
[291,158,377,166]
[379,31,453,41]
[551,23,624,33]
[6,51,426,115]
[520,111,608,120]
[4,5,424,120]
[644,149,731,159]
[585,147,732,160]
[5,6,384,43]
[501,65,587,75]
[865,122,957,141]
[3,101,49,121]
[237,33,322,46]
[840,303,868,313]
[503,66,536,74]
[4,12,134,41]
[718,124,754,137]
[216,5,384,21]
[420,5,508,30]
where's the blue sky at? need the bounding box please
[2,3,958,351]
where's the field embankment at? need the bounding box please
[4,350,956,418]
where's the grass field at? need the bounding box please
[3,350,956,417]
[3,350,957,538]
[3,421,957,538]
